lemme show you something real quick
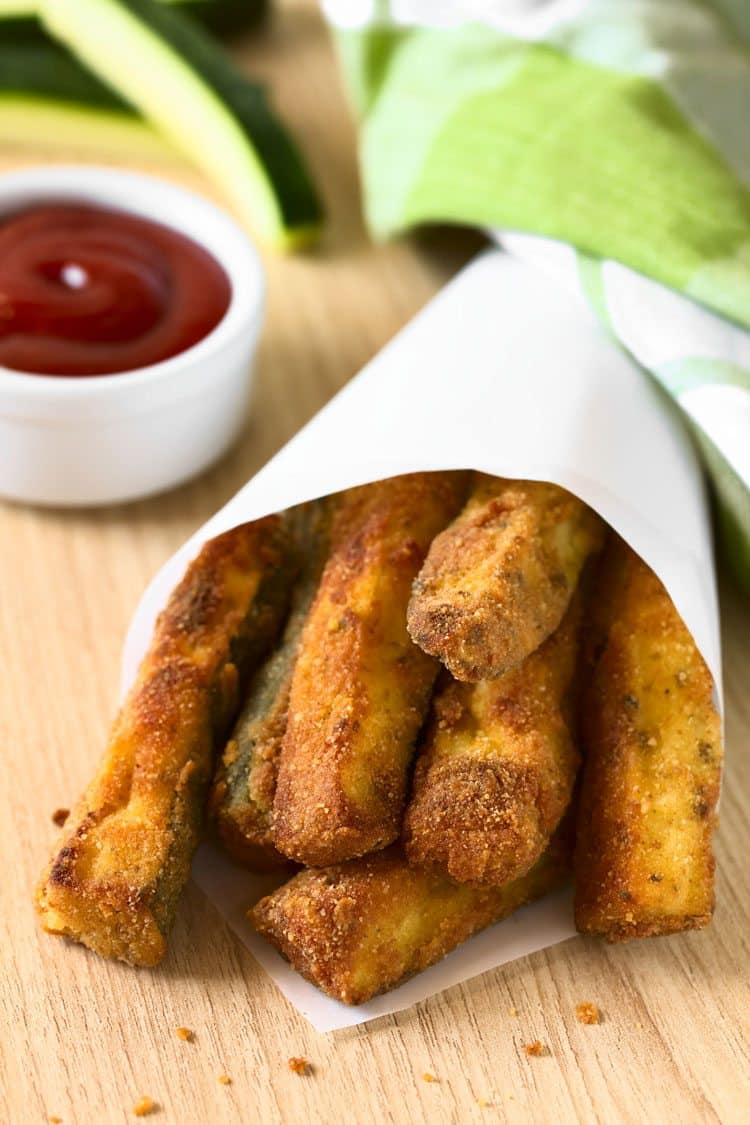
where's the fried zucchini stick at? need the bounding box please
[408,475,604,681]
[403,598,581,886]
[209,504,331,871]
[273,472,467,867]
[35,518,297,966]
[252,830,571,1005]
[574,538,722,941]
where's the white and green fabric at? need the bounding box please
[323,0,750,590]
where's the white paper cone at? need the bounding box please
[120,249,721,1031]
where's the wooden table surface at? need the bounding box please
[1,4,749,1122]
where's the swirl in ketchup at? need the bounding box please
[0,203,232,376]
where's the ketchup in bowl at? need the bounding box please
[0,203,232,376]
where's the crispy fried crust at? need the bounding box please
[273,472,468,867]
[209,504,331,871]
[35,518,297,966]
[403,598,581,886]
[252,831,571,1005]
[407,475,604,681]
[574,537,722,941]
[208,669,292,873]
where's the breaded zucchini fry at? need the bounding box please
[252,831,571,1005]
[403,597,581,886]
[209,504,331,871]
[273,472,467,867]
[408,475,604,681]
[574,537,722,940]
[35,518,297,966]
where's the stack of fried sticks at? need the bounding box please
[36,473,722,1005]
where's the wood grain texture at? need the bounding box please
[1,3,748,1122]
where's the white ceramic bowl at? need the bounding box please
[0,166,265,506]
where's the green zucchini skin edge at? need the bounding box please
[0,0,269,38]
[6,2,321,245]
[35,0,322,245]
[119,0,323,235]
[212,502,332,871]
[173,0,269,36]
[0,38,130,109]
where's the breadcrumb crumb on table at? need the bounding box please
[422,1072,438,1083]
[523,1040,546,1057]
[48,1116,62,1124]
[288,1057,311,1076]
[174,1026,194,1042]
[132,1096,158,1117]
[51,808,69,827]
[218,1075,232,1086]
[576,1002,600,1025]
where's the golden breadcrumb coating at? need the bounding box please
[575,1002,600,1025]
[35,519,296,966]
[574,537,722,940]
[407,475,604,681]
[523,1041,546,1057]
[403,598,581,886]
[273,473,467,866]
[251,832,570,1005]
[210,503,330,871]
[132,1096,157,1117]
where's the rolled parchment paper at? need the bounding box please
[121,250,721,1031]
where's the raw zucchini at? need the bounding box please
[0,39,182,163]
[0,1,35,16]
[164,0,269,35]
[1,39,129,107]
[39,0,322,247]
[0,0,268,36]
[0,6,37,37]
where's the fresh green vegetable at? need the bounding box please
[164,0,269,36]
[39,0,321,247]
[0,4,37,38]
[1,37,129,107]
[0,0,268,36]
[0,37,182,162]
[0,0,35,16]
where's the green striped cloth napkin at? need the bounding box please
[323,0,750,591]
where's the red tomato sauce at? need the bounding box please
[0,204,231,376]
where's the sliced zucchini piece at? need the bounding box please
[40,0,322,248]
[0,0,268,36]
[164,0,269,36]
[0,97,182,163]
[0,8,39,37]
[0,1,36,15]
[1,39,129,109]
[0,40,182,163]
